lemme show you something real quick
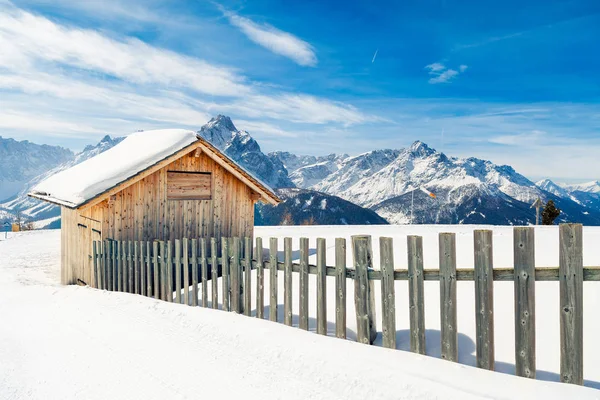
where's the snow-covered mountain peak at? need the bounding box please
[567,180,600,193]
[407,140,436,158]
[197,115,239,150]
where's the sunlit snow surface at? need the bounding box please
[1,226,600,399]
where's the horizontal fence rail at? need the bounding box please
[92,223,592,386]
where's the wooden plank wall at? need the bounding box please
[62,149,256,285]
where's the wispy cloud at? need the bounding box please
[425,62,467,84]
[221,8,317,67]
[0,4,374,144]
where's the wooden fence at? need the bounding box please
[91,223,599,386]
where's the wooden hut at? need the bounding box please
[29,129,280,285]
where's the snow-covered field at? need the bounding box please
[1,226,600,399]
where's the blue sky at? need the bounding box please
[1,0,599,181]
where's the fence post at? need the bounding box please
[211,238,218,309]
[231,237,242,313]
[299,237,309,330]
[116,241,121,292]
[139,242,145,296]
[474,230,495,370]
[182,238,189,305]
[256,237,264,318]
[93,241,99,289]
[146,241,152,297]
[439,232,458,362]
[380,237,396,349]
[103,240,109,290]
[174,239,181,303]
[153,241,160,300]
[134,241,140,295]
[166,241,173,302]
[284,237,293,326]
[201,238,208,308]
[559,223,584,385]
[222,238,230,312]
[244,237,252,316]
[269,237,278,322]
[128,241,133,293]
[352,235,377,345]
[407,235,426,354]
[317,238,327,335]
[191,239,199,307]
[335,238,347,339]
[514,227,535,379]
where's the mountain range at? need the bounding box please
[2,115,600,227]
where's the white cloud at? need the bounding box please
[222,9,317,67]
[488,130,546,146]
[0,7,249,97]
[425,62,467,84]
[0,5,374,143]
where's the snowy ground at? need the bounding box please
[1,227,599,399]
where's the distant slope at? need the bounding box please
[0,136,73,201]
[255,188,388,226]
[0,135,124,222]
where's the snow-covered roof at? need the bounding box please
[29,129,279,208]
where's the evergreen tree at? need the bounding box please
[542,200,561,225]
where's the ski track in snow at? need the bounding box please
[1,228,600,399]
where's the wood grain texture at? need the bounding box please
[380,237,396,349]
[407,235,426,354]
[211,238,218,309]
[166,171,212,200]
[231,237,241,313]
[153,241,160,300]
[439,233,458,362]
[284,237,293,326]
[474,230,494,370]
[299,237,309,330]
[514,227,535,379]
[335,238,347,339]
[256,237,264,319]
[175,239,182,304]
[166,241,173,302]
[222,238,230,312]
[269,237,278,322]
[191,238,199,307]
[244,237,252,316]
[201,238,208,308]
[316,238,327,335]
[182,238,189,304]
[352,235,376,345]
[559,223,584,385]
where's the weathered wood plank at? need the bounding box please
[222,238,230,312]
[352,235,377,344]
[244,237,252,316]
[103,240,109,290]
[284,237,293,326]
[299,237,309,330]
[559,223,584,385]
[146,241,152,297]
[128,241,133,293]
[166,241,174,302]
[182,238,190,305]
[211,238,218,309]
[316,238,327,336]
[191,238,199,307]
[93,241,99,289]
[474,230,495,370]
[153,241,160,300]
[256,237,265,319]
[116,241,121,292]
[514,226,536,379]
[201,238,208,308]
[269,237,278,322]
[175,239,182,304]
[439,232,458,362]
[134,241,140,294]
[380,237,396,349]
[231,237,241,313]
[335,238,347,339]
[407,235,426,354]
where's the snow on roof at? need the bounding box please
[29,129,278,208]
